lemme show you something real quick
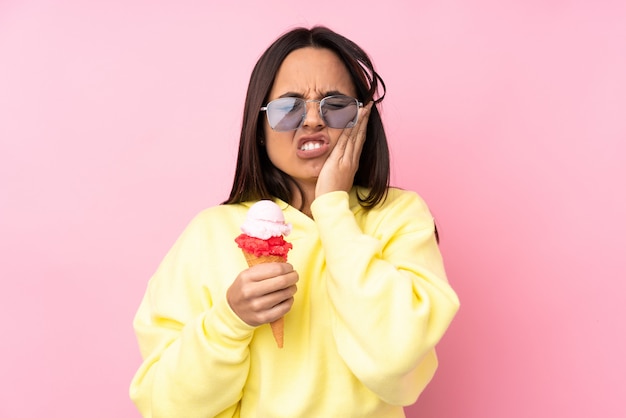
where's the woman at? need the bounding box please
[130,26,460,417]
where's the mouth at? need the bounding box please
[300,141,324,151]
[296,134,329,159]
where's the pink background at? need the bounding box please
[1,1,625,417]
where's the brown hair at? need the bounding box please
[224,26,389,209]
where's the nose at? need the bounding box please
[301,100,325,129]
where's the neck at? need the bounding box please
[289,180,316,218]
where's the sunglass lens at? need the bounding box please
[321,96,358,128]
[267,98,305,131]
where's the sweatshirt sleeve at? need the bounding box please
[129,213,255,418]
[310,190,460,405]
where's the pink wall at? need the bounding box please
[1,1,624,417]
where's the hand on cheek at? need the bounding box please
[315,102,373,199]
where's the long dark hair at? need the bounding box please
[224,26,389,209]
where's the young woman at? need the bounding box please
[130,26,460,417]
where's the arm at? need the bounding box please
[310,189,460,405]
[129,214,255,418]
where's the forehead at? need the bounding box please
[269,47,357,99]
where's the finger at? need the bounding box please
[242,262,294,282]
[349,102,372,161]
[253,270,299,296]
[260,283,298,310]
[237,267,298,303]
[332,126,352,157]
[355,102,372,138]
[249,284,297,321]
[332,104,369,156]
[337,102,370,165]
[255,294,295,324]
[233,265,295,303]
[267,293,296,319]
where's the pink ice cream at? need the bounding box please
[236,201,293,258]
[240,200,292,239]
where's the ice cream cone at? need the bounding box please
[242,251,286,348]
[268,317,284,349]
[243,252,286,266]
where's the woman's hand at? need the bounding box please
[315,102,372,198]
[227,262,299,326]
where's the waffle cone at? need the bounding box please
[242,251,286,348]
[243,252,286,266]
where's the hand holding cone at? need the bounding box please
[241,252,286,348]
[235,201,293,348]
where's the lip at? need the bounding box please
[296,133,330,159]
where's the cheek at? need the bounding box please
[263,124,280,157]
[265,131,295,163]
[327,129,343,150]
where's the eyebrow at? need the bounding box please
[278,90,347,99]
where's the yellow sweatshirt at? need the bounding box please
[130,188,460,417]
